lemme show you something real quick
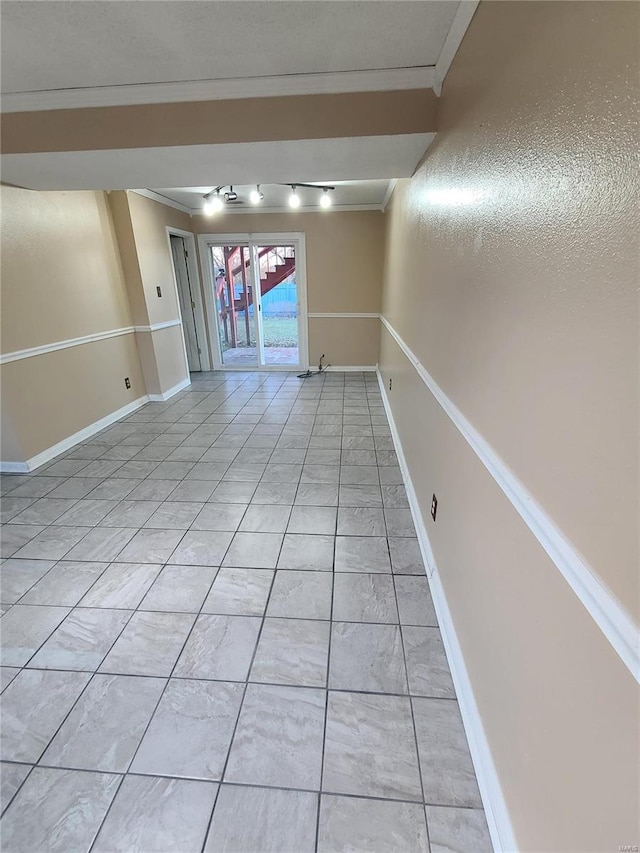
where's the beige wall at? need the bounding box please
[378,3,639,851]
[192,209,385,367]
[0,186,146,462]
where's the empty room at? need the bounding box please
[0,2,638,852]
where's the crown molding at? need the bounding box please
[2,67,436,114]
[433,1,480,95]
[382,179,398,211]
[130,189,193,215]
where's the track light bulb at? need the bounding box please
[288,186,301,209]
[320,189,332,208]
[250,185,264,205]
[203,194,223,215]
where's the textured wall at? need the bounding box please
[379,2,639,850]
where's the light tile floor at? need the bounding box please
[0,371,493,852]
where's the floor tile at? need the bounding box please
[395,575,438,625]
[413,697,482,807]
[403,626,455,698]
[92,775,217,853]
[239,504,291,533]
[222,531,283,568]
[334,536,391,572]
[330,622,407,693]
[100,500,161,527]
[205,784,317,853]
[11,497,78,526]
[46,477,104,499]
[114,528,185,563]
[140,564,217,612]
[168,480,216,502]
[0,762,31,813]
[131,679,244,780]
[0,497,34,524]
[99,611,195,676]
[295,484,338,506]
[42,673,165,772]
[287,505,337,535]
[53,499,118,526]
[86,478,141,500]
[267,570,332,619]
[127,479,177,501]
[277,533,334,571]
[64,526,137,562]
[336,506,386,536]
[12,526,88,560]
[174,614,261,680]
[191,503,247,531]
[225,683,325,789]
[169,530,234,566]
[323,691,422,800]
[29,608,131,670]
[332,573,398,623]
[251,617,330,687]
[0,604,71,665]
[0,767,120,853]
[202,568,273,616]
[389,537,424,574]
[143,501,203,529]
[339,465,379,485]
[209,481,257,503]
[426,805,493,853]
[1,669,91,762]
[20,561,107,606]
[0,667,20,692]
[0,558,55,603]
[251,482,297,504]
[0,525,45,558]
[79,562,162,608]
[384,508,416,537]
[318,794,429,853]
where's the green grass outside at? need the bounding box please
[220,314,298,350]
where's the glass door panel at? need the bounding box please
[210,244,259,367]
[254,244,299,366]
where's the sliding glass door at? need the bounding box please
[202,234,307,370]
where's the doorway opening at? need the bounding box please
[169,233,203,372]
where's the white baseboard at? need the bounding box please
[147,376,191,402]
[376,368,518,853]
[322,365,377,372]
[0,395,149,474]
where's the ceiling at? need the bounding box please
[1,1,459,96]
[148,180,393,214]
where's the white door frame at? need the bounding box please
[166,227,211,371]
[197,231,309,371]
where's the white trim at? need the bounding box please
[382,179,398,212]
[166,227,212,371]
[324,365,377,372]
[194,204,384,216]
[2,67,437,113]
[0,395,149,474]
[308,312,380,319]
[130,189,193,215]
[147,376,192,402]
[377,368,518,853]
[134,319,182,333]
[433,1,479,96]
[379,315,640,682]
[0,327,135,365]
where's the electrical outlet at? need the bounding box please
[124,377,131,389]
[431,493,438,521]
[156,286,162,297]
[389,377,392,390]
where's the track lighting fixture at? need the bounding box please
[320,188,332,208]
[203,191,223,215]
[224,186,238,202]
[250,185,264,205]
[288,185,301,209]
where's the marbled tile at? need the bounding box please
[339,465,379,486]
[251,618,330,687]
[0,667,20,692]
[330,622,407,694]
[225,683,325,789]
[295,484,338,506]
[222,531,283,569]
[99,611,195,677]
[126,479,177,501]
[131,679,244,779]
[334,536,391,573]
[395,575,438,625]
[0,525,44,558]
[79,562,162,609]
[202,568,273,616]
[403,626,455,698]
[12,526,88,561]
[8,479,64,499]
[140,564,217,612]
[389,537,424,574]
[332,573,398,623]
[169,530,234,566]
[0,767,120,853]
[0,604,71,665]
[1,669,91,762]
[0,762,31,814]
[277,533,334,571]
[318,794,429,853]
[111,460,160,478]
[20,561,108,606]
[11,498,78,526]
[205,784,317,853]
[168,480,216,502]
[239,504,291,533]
[0,559,55,603]
[209,481,257,503]
[174,614,261,680]
[267,570,332,620]
[336,506,386,537]
[99,500,161,527]
[46,477,103,499]
[1,497,35,524]
[143,501,204,529]
[186,462,230,481]
[42,673,165,772]
[29,608,131,670]
[413,697,482,807]
[42,459,90,476]
[338,484,382,507]
[113,528,185,564]
[147,460,195,479]
[426,805,493,853]
[191,503,247,531]
[261,463,302,484]
[224,462,267,482]
[381,484,409,509]
[323,691,422,800]
[92,775,217,853]
[53,499,118,526]
[251,482,297,505]
[286,505,337,535]
[384,508,416,537]
[63,527,137,562]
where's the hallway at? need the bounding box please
[0,370,490,852]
